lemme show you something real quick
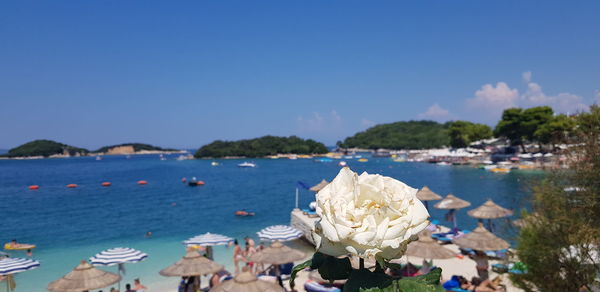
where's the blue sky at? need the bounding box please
[1,1,599,149]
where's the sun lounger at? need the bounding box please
[304,280,342,292]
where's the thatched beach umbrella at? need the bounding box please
[416,186,443,211]
[406,231,455,260]
[248,241,306,288]
[434,194,471,228]
[48,260,121,292]
[248,241,305,265]
[160,250,223,292]
[159,250,223,277]
[468,199,513,232]
[310,180,329,192]
[210,271,284,292]
[452,222,510,251]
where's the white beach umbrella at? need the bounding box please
[89,247,147,291]
[183,232,234,247]
[0,257,40,291]
[89,247,148,266]
[183,232,234,260]
[257,225,303,242]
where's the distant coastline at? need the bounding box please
[0,140,185,160]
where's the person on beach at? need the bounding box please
[244,238,257,273]
[133,278,147,292]
[110,288,118,292]
[472,250,490,280]
[469,277,502,292]
[233,239,244,274]
[209,269,232,288]
[124,283,134,292]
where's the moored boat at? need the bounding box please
[238,162,256,168]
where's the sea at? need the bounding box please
[0,154,542,291]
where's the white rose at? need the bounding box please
[312,167,429,260]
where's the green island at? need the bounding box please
[339,120,492,149]
[94,143,179,154]
[194,135,328,158]
[3,139,89,158]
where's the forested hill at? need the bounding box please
[339,120,451,149]
[194,136,328,158]
[94,143,178,153]
[5,140,89,157]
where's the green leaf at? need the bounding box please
[318,255,352,281]
[310,252,327,269]
[289,259,311,288]
[344,268,393,292]
[410,268,442,285]
[357,268,444,292]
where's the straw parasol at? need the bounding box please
[48,260,121,292]
[434,194,471,210]
[468,199,513,219]
[210,271,284,292]
[406,231,455,260]
[159,250,223,277]
[468,199,514,232]
[416,186,442,211]
[434,194,471,228]
[310,180,329,192]
[452,222,510,251]
[248,241,305,265]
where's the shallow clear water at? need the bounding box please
[0,155,542,291]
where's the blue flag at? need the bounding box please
[296,181,310,190]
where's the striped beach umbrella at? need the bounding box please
[183,233,234,247]
[0,257,40,291]
[89,247,147,291]
[257,225,303,242]
[89,247,148,266]
[0,257,40,275]
[183,233,234,260]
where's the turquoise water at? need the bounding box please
[0,155,541,291]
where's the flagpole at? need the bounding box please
[295,187,299,209]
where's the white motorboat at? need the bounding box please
[238,162,256,168]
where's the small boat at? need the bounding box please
[436,161,451,166]
[28,185,40,190]
[211,161,220,166]
[483,165,497,170]
[137,180,148,185]
[238,162,256,168]
[358,158,368,162]
[96,156,102,161]
[338,161,347,167]
[159,154,167,161]
[188,177,205,186]
[176,155,192,161]
[66,184,78,188]
[235,210,255,216]
[101,182,112,187]
[490,168,510,173]
[4,242,36,251]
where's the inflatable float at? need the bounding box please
[4,243,36,251]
